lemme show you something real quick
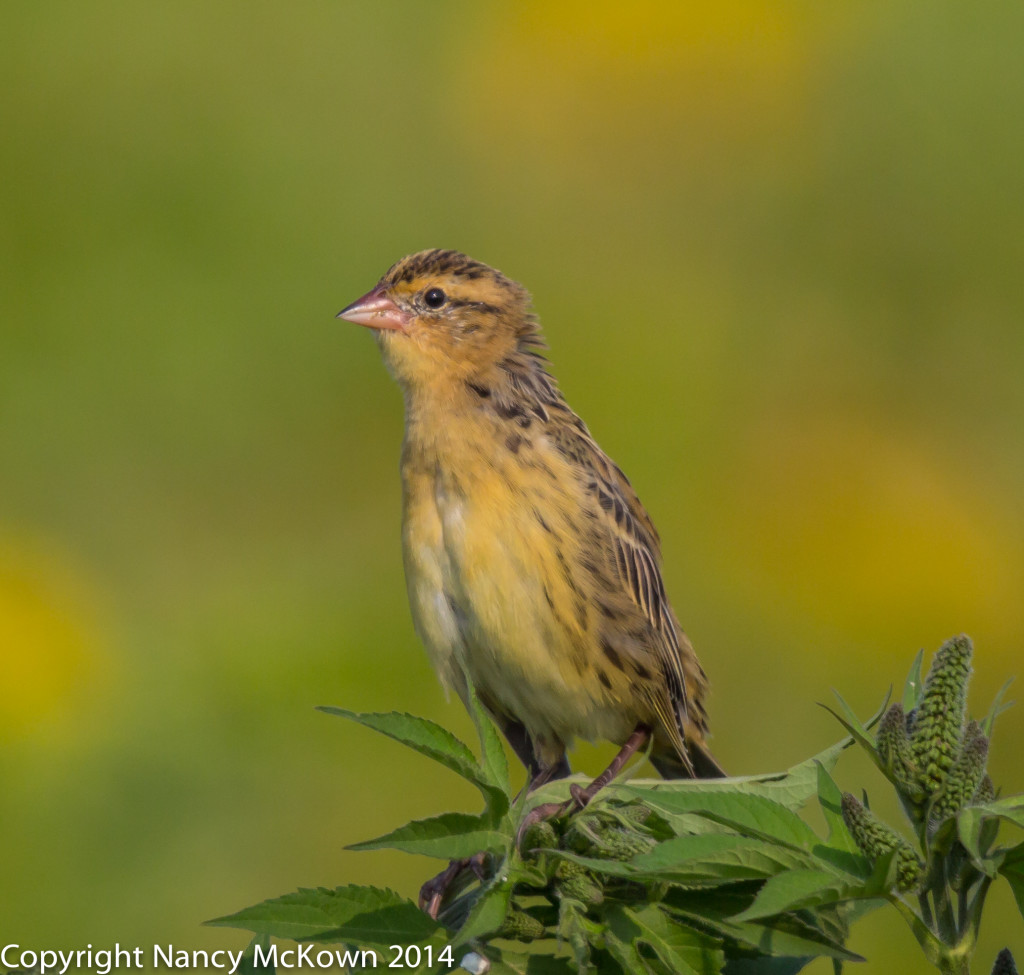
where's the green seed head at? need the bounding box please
[974,773,996,806]
[894,846,926,893]
[910,635,973,795]
[615,803,653,826]
[598,826,656,862]
[499,908,546,941]
[522,820,559,853]
[841,792,924,893]
[554,859,604,906]
[991,948,1019,975]
[931,720,990,822]
[877,703,925,803]
[562,822,597,856]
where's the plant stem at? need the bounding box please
[937,935,976,975]
[917,889,935,930]
[890,897,946,970]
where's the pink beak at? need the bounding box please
[336,285,410,332]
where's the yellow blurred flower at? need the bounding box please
[453,0,825,162]
[0,533,111,740]
[718,410,1024,654]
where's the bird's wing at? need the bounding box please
[548,417,695,768]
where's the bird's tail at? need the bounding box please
[651,739,726,780]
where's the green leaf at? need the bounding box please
[603,903,724,975]
[346,812,508,859]
[619,734,854,815]
[1000,840,1024,922]
[981,677,1015,738]
[731,870,858,922]
[475,949,577,975]
[901,649,925,712]
[732,851,897,924]
[554,833,828,885]
[236,937,274,975]
[665,889,862,962]
[622,789,819,852]
[958,796,1024,867]
[556,898,599,972]
[975,795,1024,827]
[318,707,504,807]
[454,882,512,946]
[206,885,441,946]
[819,690,890,776]
[467,684,511,803]
[815,762,861,856]
[722,959,813,975]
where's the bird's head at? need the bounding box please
[337,249,539,389]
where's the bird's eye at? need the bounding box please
[423,288,447,309]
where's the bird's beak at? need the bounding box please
[336,285,410,332]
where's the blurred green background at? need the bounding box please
[2,2,1022,970]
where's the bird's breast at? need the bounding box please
[398,415,632,744]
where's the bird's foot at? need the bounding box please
[515,726,652,850]
[418,852,488,920]
[515,794,588,850]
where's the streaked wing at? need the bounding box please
[549,417,693,764]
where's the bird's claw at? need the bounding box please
[515,788,594,850]
[568,783,593,807]
[418,853,487,919]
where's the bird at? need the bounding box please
[337,249,723,797]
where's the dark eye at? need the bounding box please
[423,288,447,309]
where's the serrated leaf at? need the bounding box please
[318,707,505,808]
[733,851,897,923]
[901,649,925,712]
[622,789,819,852]
[632,834,831,881]
[308,911,448,950]
[665,889,862,962]
[731,870,855,922]
[346,812,508,859]
[207,885,441,945]
[619,735,854,815]
[553,833,828,885]
[603,903,723,975]
[454,882,512,946]
[467,684,510,804]
[1000,841,1024,922]
[318,707,475,780]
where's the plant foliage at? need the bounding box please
[209,640,1021,974]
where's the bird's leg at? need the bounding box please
[417,720,571,917]
[568,725,650,807]
[496,716,571,785]
[496,716,571,800]
[418,851,488,920]
[513,756,572,821]
[517,726,651,848]
[527,756,571,791]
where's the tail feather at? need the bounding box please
[651,740,726,780]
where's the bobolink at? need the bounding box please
[338,249,723,792]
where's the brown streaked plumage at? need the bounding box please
[338,248,723,788]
